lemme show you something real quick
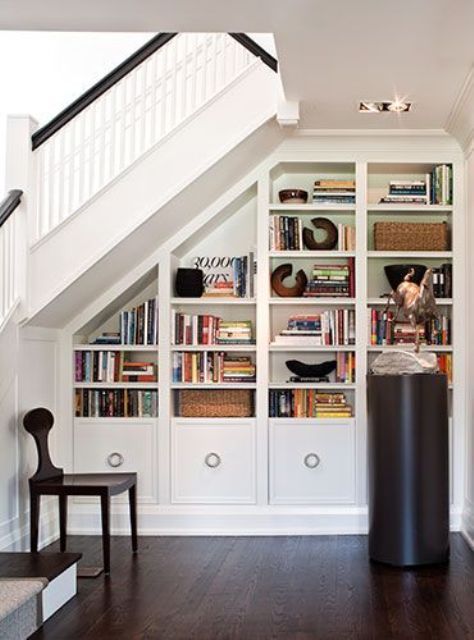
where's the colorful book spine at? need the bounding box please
[75,389,158,417]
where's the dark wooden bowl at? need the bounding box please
[278,189,308,204]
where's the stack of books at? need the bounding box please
[217,321,254,345]
[269,390,353,418]
[304,260,355,297]
[370,310,451,346]
[437,354,453,383]
[380,180,428,205]
[75,389,158,418]
[119,297,159,345]
[269,216,303,250]
[74,351,157,382]
[273,311,356,347]
[172,352,256,383]
[92,332,121,345]
[379,165,453,205]
[432,264,453,297]
[313,179,356,205]
[202,253,255,298]
[336,352,355,383]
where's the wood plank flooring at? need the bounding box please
[32,534,474,639]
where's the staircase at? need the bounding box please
[3,32,280,326]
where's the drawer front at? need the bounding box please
[172,420,256,504]
[74,421,156,502]
[270,421,355,504]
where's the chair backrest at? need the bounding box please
[23,408,63,482]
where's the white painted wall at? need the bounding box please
[0,320,60,550]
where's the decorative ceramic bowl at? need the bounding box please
[278,189,308,204]
[384,264,427,291]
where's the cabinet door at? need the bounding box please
[172,420,256,504]
[270,421,355,505]
[74,421,156,502]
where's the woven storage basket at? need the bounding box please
[374,221,448,251]
[177,389,254,418]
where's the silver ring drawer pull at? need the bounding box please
[204,452,221,468]
[304,453,320,469]
[107,452,124,468]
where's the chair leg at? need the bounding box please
[30,489,40,553]
[129,484,138,553]
[59,495,68,552]
[100,494,111,575]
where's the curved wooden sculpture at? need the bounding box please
[271,263,308,297]
[286,359,337,379]
[303,217,338,250]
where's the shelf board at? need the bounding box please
[171,344,256,352]
[74,344,158,351]
[368,251,453,258]
[74,382,158,389]
[268,382,356,390]
[366,297,453,305]
[269,344,354,352]
[172,417,256,423]
[269,204,356,212]
[171,383,257,389]
[269,417,355,424]
[269,298,356,306]
[367,204,453,213]
[171,297,256,305]
[75,417,158,423]
[367,345,452,352]
[269,250,355,258]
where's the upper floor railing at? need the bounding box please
[0,189,23,326]
[32,33,277,242]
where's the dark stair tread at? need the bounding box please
[0,552,82,582]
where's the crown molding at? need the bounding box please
[445,66,474,153]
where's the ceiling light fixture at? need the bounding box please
[359,100,412,113]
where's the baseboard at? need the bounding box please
[461,499,474,550]
[0,504,59,552]
[64,504,463,537]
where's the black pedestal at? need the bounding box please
[367,373,449,566]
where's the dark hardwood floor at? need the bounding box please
[32,533,474,639]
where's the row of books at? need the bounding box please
[369,310,451,346]
[112,297,159,345]
[171,312,254,345]
[432,264,453,298]
[313,179,356,205]
[379,165,452,205]
[303,260,355,298]
[335,352,356,383]
[74,351,157,383]
[172,353,256,384]
[437,354,453,383]
[269,217,355,252]
[75,389,158,418]
[273,310,356,346]
[202,253,255,298]
[269,390,353,418]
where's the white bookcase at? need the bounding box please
[66,142,465,532]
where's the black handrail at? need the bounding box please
[229,34,278,73]
[0,190,23,228]
[31,33,278,150]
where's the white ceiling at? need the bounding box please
[1,0,473,130]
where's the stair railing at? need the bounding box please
[0,189,23,327]
[31,33,277,243]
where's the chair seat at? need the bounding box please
[32,472,137,496]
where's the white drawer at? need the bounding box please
[172,419,256,504]
[74,421,156,502]
[270,420,355,505]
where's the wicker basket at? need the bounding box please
[177,389,254,418]
[374,221,448,251]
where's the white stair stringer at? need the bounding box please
[27,60,278,322]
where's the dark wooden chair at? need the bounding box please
[23,407,138,576]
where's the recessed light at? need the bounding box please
[359,100,412,113]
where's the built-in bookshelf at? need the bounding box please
[69,152,462,516]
